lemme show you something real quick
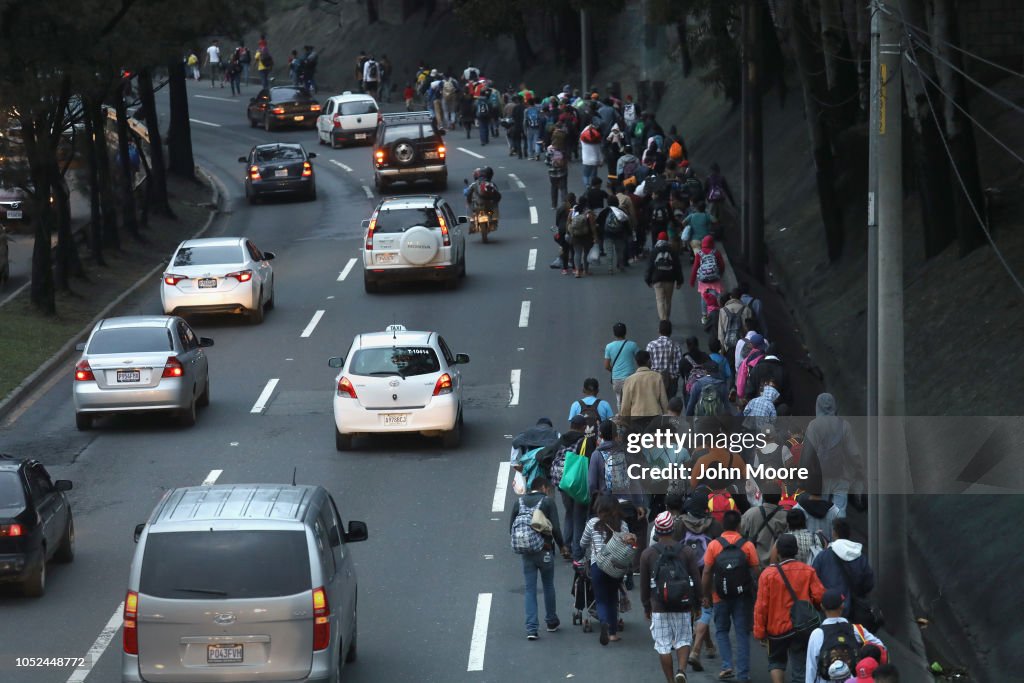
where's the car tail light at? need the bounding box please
[74,360,94,381]
[249,165,261,180]
[302,161,313,177]
[374,149,384,165]
[271,106,285,114]
[364,215,377,250]
[436,212,451,247]
[0,524,22,537]
[336,376,357,399]
[163,273,186,286]
[332,114,343,129]
[123,591,139,655]
[161,357,184,378]
[312,587,330,650]
[310,104,321,112]
[438,145,446,159]
[433,373,453,396]
[226,270,253,282]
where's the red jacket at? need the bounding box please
[753,560,825,639]
[690,247,725,287]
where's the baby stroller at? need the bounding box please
[570,563,597,632]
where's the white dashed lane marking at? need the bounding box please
[527,249,537,271]
[529,206,538,224]
[361,185,373,198]
[507,173,526,189]
[202,469,223,486]
[518,301,531,328]
[508,369,521,406]
[492,462,511,512]
[65,603,125,682]
[329,160,353,172]
[189,118,221,127]
[300,310,325,338]
[251,378,280,414]
[458,147,485,159]
[338,258,357,281]
[194,94,236,103]
[467,593,493,671]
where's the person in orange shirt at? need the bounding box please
[701,510,760,682]
[753,534,825,683]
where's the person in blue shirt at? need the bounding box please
[603,322,640,410]
[708,337,733,386]
[567,377,615,423]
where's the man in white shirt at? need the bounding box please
[205,40,223,88]
[362,56,380,97]
[805,589,885,683]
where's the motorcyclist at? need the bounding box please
[465,166,502,241]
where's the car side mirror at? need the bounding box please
[328,526,342,547]
[75,342,86,352]
[262,251,275,260]
[457,215,468,224]
[307,152,317,159]
[238,156,247,163]
[361,219,370,230]
[54,480,72,492]
[455,353,470,365]
[345,520,368,543]
[199,337,214,348]
[328,356,344,369]
[134,523,145,543]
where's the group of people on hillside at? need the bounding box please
[187,36,274,92]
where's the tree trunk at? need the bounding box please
[137,67,173,217]
[675,20,693,77]
[134,132,151,229]
[166,59,195,179]
[21,123,55,313]
[114,87,140,238]
[512,28,535,73]
[928,0,985,255]
[81,95,105,266]
[91,99,120,249]
[51,165,79,290]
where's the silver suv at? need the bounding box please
[361,194,467,292]
[122,484,367,683]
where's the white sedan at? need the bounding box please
[328,325,470,450]
[160,237,276,324]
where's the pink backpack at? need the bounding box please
[736,349,764,398]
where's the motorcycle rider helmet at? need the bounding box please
[482,166,494,180]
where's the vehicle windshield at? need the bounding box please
[0,472,25,513]
[255,146,304,162]
[87,327,173,354]
[348,346,441,378]
[382,124,421,143]
[341,100,378,116]
[173,245,245,267]
[373,207,440,234]
[139,530,311,600]
[271,88,315,103]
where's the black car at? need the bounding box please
[239,143,317,203]
[247,86,321,132]
[0,456,73,597]
[372,111,447,192]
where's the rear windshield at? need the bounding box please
[270,88,314,103]
[88,327,172,354]
[0,472,25,512]
[140,530,311,599]
[348,346,440,377]
[382,124,421,143]
[255,146,304,162]
[373,207,440,234]
[173,245,245,267]
[341,100,378,116]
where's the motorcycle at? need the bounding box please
[464,178,499,243]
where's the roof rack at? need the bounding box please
[381,111,435,124]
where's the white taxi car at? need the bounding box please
[328,325,469,450]
[315,92,380,148]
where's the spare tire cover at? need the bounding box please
[400,226,439,265]
[391,138,417,165]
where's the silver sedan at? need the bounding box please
[72,316,213,430]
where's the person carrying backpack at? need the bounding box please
[600,194,631,272]
[753,534,826,683]
[641,511,703,683]
[811,518,876,629]
[567,377,614,439]
[705,162,737,224]
[805,590,887,683]
[509,477,566,639]
[567,202,596,278]
[580,122,603,190]
[701,510,761,683]
[255,47,273,89]
[591,420,650,582]
[474,93,491,145]
[686,361,731,418]
[718,290,755,361]
[576,495,633,646]
[678,495,722,670]
[689,235,725,325]
[362,55,380,97]
[645,232,684,322]
[523,98,543,160]
[442,74,460,129]
[739,483,789,566]
[735,333,767,402]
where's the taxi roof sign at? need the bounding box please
[385,324,407,333]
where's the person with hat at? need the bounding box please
[689,234,725,325]
[805,588,886,683]
[640,510,703,682]
[645,231,685,322]
[753,533,826,683]
[801,394,862,518]
[743,382,780,433]
[677,494,722,669]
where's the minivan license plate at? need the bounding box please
[382,413,409,425]
[207,644,243,664]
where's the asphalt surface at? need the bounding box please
[0,81,774,683]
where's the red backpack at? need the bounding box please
[707,490,737,524]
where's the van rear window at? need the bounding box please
[140,530,311,599]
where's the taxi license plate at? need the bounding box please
[355,133,367,140]
[207,644,243,664]
[424,152,439,159]
[198,278,217,288]
[293,115,305,121]
[375,253,395,264]
[116,370,141,383]
[5,210,21,219]
[382,414,409,426]
[275,169,289,177]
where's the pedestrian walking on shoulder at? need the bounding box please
[236,44,251,86]
[604,322,639,409]
[576,495,631,646]
[805,589,887,683]
[641,511,703,683]
[255,48,272,89]
[810,518,875,624]
[647,319,683,399]
[510,477,566,639]
[362,55,380,98]
[474,92,491,145]
[378,54,392,102]
[226,56,242,96]
[802,394,862,518]
[620,350,670,433]
[546,143,569,209]
[705,162,737,225]
[205,40,223,88]
[567,202,596,278]
[646,231,684,322]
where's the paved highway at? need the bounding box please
[0,81,755,683]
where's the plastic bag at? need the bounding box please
[512,470,527,495]
[587,243,601,264]
[557,451,590,504]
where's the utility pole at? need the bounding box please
[580,10,590,94]
[741,0,764,279]
[866,0,882,585]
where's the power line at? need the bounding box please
[902,30,1024,297]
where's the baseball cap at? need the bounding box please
[570,414,586,428]
[775,533,798,557]
[749,332,766,349]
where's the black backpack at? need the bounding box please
[603,209,625,237]
[576,399,601,437]
[653,545,694,611]
[476,99,490,118]
[650,201,669,226]
[653,247,674,273]
[816,621,859,678]
[712,536,752,598]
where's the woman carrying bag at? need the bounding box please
[576,495,636,645]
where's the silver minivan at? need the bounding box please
[122,485,367,683]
